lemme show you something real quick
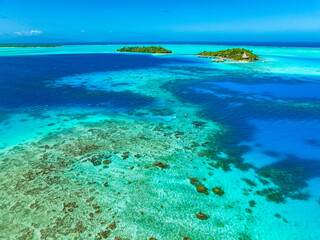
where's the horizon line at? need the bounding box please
[1,41,320,48]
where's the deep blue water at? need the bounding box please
[0,53,195,110]
[207,81,320,99]
[170,72,320,182]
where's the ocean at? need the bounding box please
[0,44,319,239]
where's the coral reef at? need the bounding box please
[196,212,209,220]
[213,187,225,196]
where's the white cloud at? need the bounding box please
[14,30,42,36]
[30,30,42,34]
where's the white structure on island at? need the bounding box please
[242,53,249,59]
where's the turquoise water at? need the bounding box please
[0,45,320,239]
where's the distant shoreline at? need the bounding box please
[0,44,62,48]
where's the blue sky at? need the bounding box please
[0,0,320,42]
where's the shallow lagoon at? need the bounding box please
[0,45,320,239]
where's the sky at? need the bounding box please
[0,0,320,43]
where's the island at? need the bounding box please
[197,48,259,62]
[117,46,172,54]
[0,44,62,48]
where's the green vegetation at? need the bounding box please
[198,48,259,61]
[0,44,62,48]
[117,46,172,54]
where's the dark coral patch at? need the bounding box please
[196,185,209,195]
[213,187,225,196]
[154,162,169,169]
[196,212,209,220]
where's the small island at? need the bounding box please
[117,46,172,54]
[0,44,62,48]
[197,48,259,62]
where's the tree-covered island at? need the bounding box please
[117,46,172,54]
[0,44,62,48]
[197,48,259,62]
